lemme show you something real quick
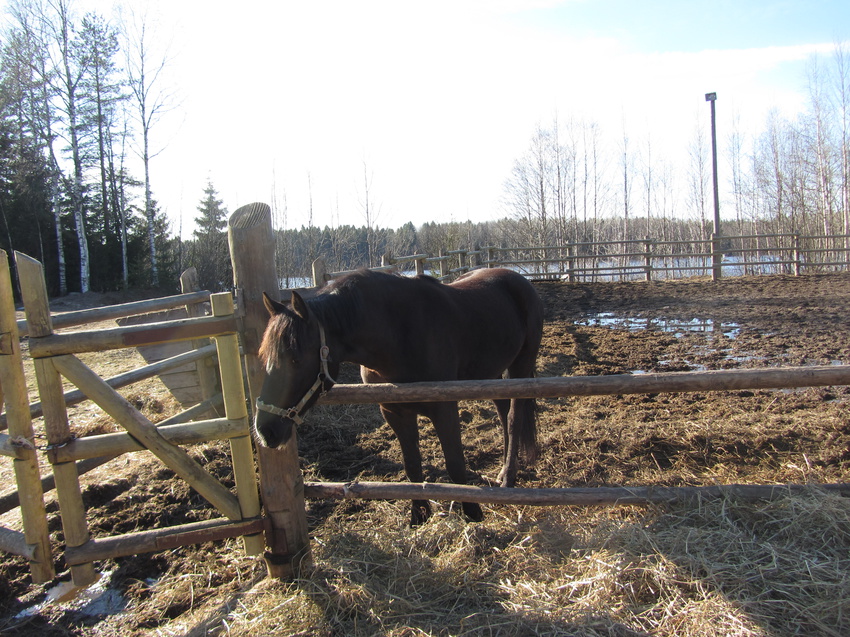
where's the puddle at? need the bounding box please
[578,313,740,338]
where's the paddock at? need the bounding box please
[2,203,850,634]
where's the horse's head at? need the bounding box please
[254,291,338,448]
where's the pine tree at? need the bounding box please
[190,181,230,291]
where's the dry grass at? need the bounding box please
[133,488,848,637]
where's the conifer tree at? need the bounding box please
[190,181,230,291]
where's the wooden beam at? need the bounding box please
[51,354,242,521]
[16,290,211,337]
[48,417,250,462]
[27,314,237,358]
[304,481,850,506]
[0,526,35,561]
[211,292,264,556]
[16,252,93,586]
[0,251,53,582]
[319,365,850,405]
[64,517,266,565]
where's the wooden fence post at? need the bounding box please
[228,203,312,579]
[0,251,53,583]
[793,234,802,276]
[16,252,97,587]
[312,258,328,288]
[644,236,652,282]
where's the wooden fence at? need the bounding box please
[310,232,850,285]
[4,204,850,589]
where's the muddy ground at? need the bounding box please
[2,273,850,635]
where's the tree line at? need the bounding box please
[2,0,847,297]
[0,0,179,297]
[502,42,850,250]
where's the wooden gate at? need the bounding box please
[2,252,263,587]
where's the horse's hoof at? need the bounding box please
[463,502,484,522]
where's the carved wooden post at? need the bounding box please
[228,203,312,579]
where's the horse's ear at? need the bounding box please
[291,291,311,320]
[263,292,288,316]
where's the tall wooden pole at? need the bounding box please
[706,92,722,281]
[228,203,311,579]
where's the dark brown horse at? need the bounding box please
[254,268,544,524]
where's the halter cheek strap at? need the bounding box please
[255,324,336,425]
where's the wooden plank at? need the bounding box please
[16,290,211,337]
[64,517,265,565]
[28,314,237,358]
[304,481,850,506]
[319,365,850,405]
[49,417,250,462]
[52,354,242,521]
[211,292,263,556]
[16,252,94,586]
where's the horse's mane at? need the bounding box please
[261,269,414,368]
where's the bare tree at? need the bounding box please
[687,115,710,237]
[121,4,176,287]
[831,41,850,250]
[359,161,382,266]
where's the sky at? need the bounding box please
[7,0,850,236]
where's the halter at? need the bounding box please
[255,324,336,425]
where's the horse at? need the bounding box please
[254,267,544,525]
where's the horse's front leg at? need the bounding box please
[425,402,484,522]
[380,404,431,525]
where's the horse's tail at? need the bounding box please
[511,274,544,464]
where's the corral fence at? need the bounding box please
[2,203,850,590]
[314,232,850,285]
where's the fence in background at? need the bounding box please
[311,232,850,285]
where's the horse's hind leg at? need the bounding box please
[498,349,541,488]
[493,399,511,483]
[425,402,484,522]
[380,404,431,525]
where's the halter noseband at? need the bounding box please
[255,324,336,425]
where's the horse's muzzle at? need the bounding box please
[254,414,294,449]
